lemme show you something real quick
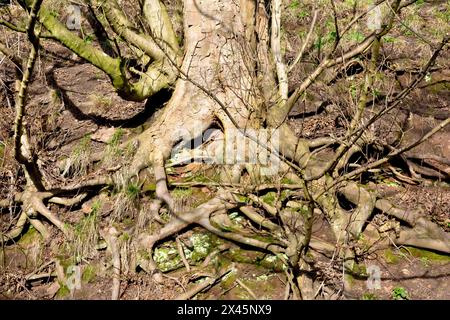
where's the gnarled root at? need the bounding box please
[136,191,236,282]
[340,183,450,254]
[103,227,121,300]
[1,190,81,242]
[396,217,450,254]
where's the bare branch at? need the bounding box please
[288,10,319,73]
[271,0,288,101]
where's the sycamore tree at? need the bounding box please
[0,0,449,299]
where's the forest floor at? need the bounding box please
[1,1,449,300]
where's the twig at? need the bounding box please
[174,267,233,300]
[176,237,191,272]
[236,279,258,299]
[288,10,319,73]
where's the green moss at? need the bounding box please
[172,187,193,198]
[18,226,41,246]
[383,35,396,43]
[0,143,4,160]
[281,177,295,184]
[187,233,213,262]
[252,234,279,245]
[153,244,182,272]
[55,256,77,274]
[350,263,367,276]
[383,248,401,264]
[383,180,401,187]
[82,265,96,283]
[142,183,156,192]
[225,249,287,272]
[235,195,249,203]
[344,273,355,287]
[220,270,237,289]
[138,249,151,261]
[261,192,276,206]
[280,190,292,200]
[56,284,71,298]
[256,274,269,282]
[401,247,450,262]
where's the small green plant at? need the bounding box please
[288,0,300,10]
[261,192,276,206]
[348,30,365,43]
[362,293,378,300]
[172,187,193,198]
[392,287,409,300]
[63,134,91,177]
[383,35,396,43]
[297,10,309,18]
[112,180,141,222]
[82,265,96,283]
[83,33,95,45]
[56,284,70,298]
[49,89,62,105]
[71,200,100,263]
[125,182,141,200]
[350,83,358,99]
[108,128,124,153]
[90,94,113,109]
[103,128,124,166]
[314,31,337,51]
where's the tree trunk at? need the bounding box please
[130,0,280,180]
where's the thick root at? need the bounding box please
[137,191,236,281]
[341,184,449,254]
[396,218,450,254]
[103,227,121,300]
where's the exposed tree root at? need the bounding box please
[176,237,191,272]
[137,192,236,281]
[103,227,121,300]
[1,190,78,242]
[174,266,234,300]
[1,0,449,302]
[340,183,450,254]
[236,279,258,299]
[396,218,450,254]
